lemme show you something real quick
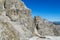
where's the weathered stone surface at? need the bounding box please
[29,36,60,40]
[0,22,20,40]
[33,16,60,36]
[29,36,51,40]
[0,0,60,40]
[34,16,55,36]
[0,0,34,40]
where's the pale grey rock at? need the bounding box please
[29,36,60,40]
[34,16,60,36]
[0,0,60,40]
[29,36,51,40]
[0,0,34,40]
[0,22,20,40]
[34,16,55,36]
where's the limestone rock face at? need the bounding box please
[0,0,33,40]
[54,25,60,36]
[34,16,58,36]
[0,22,20,40]
[0,0,60,40]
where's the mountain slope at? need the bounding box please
[0,0,60,40]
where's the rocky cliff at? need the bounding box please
[0,0,60,40]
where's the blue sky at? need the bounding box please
[22,0,60,22]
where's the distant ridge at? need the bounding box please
[53,22,60,25]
